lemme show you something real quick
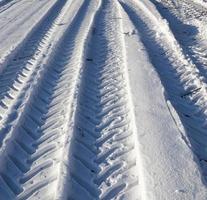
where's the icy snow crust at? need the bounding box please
[0,0,206,199]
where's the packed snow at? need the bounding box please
[0,0,207,199]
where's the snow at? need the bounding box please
[0,0,207,199]
[120,1,206,199]
[0,0,57,70]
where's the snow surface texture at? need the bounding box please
[0,0,207,199]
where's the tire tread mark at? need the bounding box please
[0,0,69,145]
[0,0,102,198]
[68,0,139,199]
[119,0,207,182]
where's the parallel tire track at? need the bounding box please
[0,0,52,32]
[0,0,70,146]
[0,0,21,14]
[119,0,207,181]
[0,0,100,199]
[68,0,140,199]
[150,0,207,89]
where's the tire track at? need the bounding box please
[67,0,140,199]
[150,0,207,88]
[160,0,207,20]
[0,0,71,147]
[150,0,207,124]
[119,0,207,182]
[0,0,21,14]
[0,0,100,199]
[0,0,57,68]
[0,0,51,31]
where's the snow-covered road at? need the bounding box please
[0,0,207,199]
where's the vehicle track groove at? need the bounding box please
[0,0,100,199]
[67,0,140,199]
[0,0,73,146]
[119,0,207,182]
